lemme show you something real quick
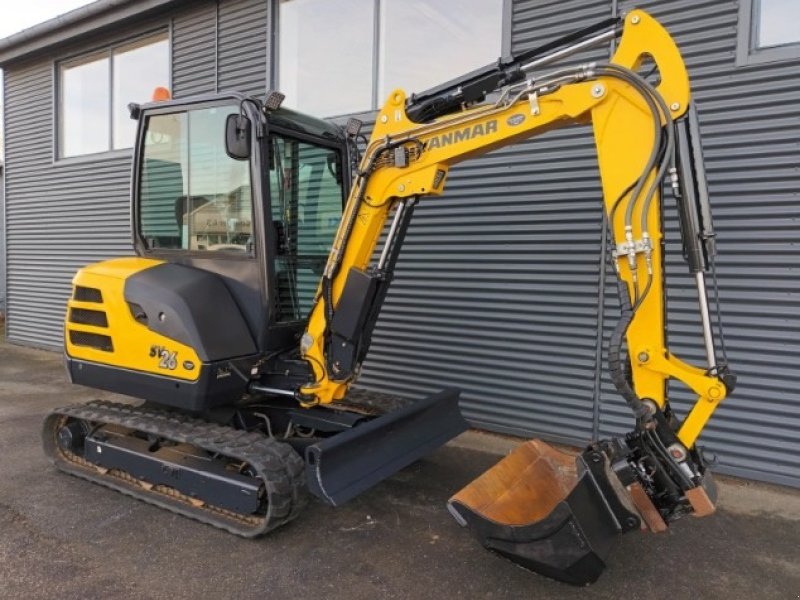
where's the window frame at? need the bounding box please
[736,0,800,66]
[271,0,512,118]
[54,27,172,163]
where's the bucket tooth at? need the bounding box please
[448,440,641,586]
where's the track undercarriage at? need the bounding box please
[43,388,467,535]
[44,401,307,536]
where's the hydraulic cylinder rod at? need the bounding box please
[695,272,717,368]
[521,28,618,72]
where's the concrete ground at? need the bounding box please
[1,330,799,600]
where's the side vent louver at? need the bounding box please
[74,286,103,303]
[69,308,109,328]
[69,331,114,352]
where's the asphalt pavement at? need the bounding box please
[1,329,799,600]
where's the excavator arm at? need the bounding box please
[298,9,736,584]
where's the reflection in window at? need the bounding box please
[278,0,503,116]
[113,37,170,149]
[59,33,169,158]
[279,0,375,116]
[757,0,800,48]
[270,135,344,321]
[139,106,253,254]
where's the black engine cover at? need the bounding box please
[125,263,257,362]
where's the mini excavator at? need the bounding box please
[45,10,735,584]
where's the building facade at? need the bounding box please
[0,162,5,317]
[0,0,798,487]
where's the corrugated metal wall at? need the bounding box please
[362,0,800,487]
[3,57,134,348]
[217,0,267,95]
[2,13,172,348]
[173,0,268,96]
[1,163,5,316]
[172,0,217,97]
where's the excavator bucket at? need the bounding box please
[448,440,642,586]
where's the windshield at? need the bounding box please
[138,105,253,253]
[270,134,344,321]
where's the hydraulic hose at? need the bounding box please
[608,269,650,420]
[598,64,676,257]
[594,65,664,234]
[319,142,387,327]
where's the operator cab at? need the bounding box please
[131,92,352,354]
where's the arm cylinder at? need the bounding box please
[673,103,718,369]
[673,103,715,273]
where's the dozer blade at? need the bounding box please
[306,388,467,506]
[448,440,642,586]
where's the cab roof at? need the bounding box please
[138,91,345,144]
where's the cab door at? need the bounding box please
[264,128,348,340]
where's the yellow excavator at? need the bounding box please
[45,10,735,585]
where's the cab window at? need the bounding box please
[270,134,344,321]
[139,106,253,253]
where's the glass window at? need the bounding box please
[378,0,503,101]
[113,36,170,149]
[278,0,504,116]
[60,54,111,157]
[278,0,375,117]
[139,106,253,254]
[756,0,800,48]
[59,33,169,158]
[269,135,344,321]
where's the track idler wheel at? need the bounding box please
[56,418,91,453]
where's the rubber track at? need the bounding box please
[42,401,308,537]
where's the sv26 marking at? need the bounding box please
[149,345,178,370]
